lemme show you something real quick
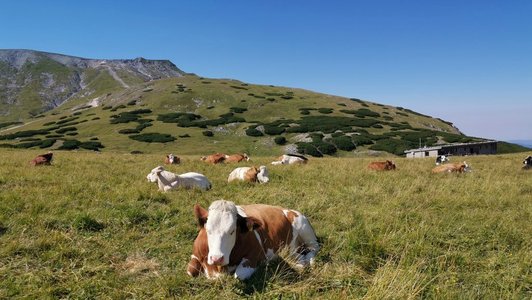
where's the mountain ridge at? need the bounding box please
[1,49,528,156]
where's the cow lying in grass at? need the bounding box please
[431,161,471,174]
[271,154,308,165]
[201,153,226,164]
[227,166,269,183]
[30,152,53,166]
[523,156,532,170]
[146,166,211,191]
[435,155,449,165]
[225,153,250,163]
[165,153,180,164]
[187,200,319,280]
[367,160,396,171]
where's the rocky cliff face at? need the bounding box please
[0,49,184,118]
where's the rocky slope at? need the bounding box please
[0,49,184,119]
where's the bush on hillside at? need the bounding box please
[56,127,77,134]
[263,125,285,135]
[58,139,82,150]
[0,129,50,140]
[245,127,263,137]
[331,136,356,151]
[129,133,176,143]
[274,136,286,145]
[296,142,323,157]
[202,130,214,137]
[318,108,333,114]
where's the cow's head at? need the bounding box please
[524,156,532,166]
[146,166,164,182]
[257,166,269,183]
[193,200,261,267]
[462,161,471,172]
[386,160,396,170]
[167,154,176,164]
[243,153,250,161]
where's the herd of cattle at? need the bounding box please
[28,151,531,280]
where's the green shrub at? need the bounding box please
[245,127,263,137]
[73,112,82,116]
[263,125,285,135]
[127,100,137,106]
[65,132,78,136]
[119,129,140,134]
[369,138,410,155]
[79,141,104,151]
[0,121,23,129]
[102,106,112,110]
[110,105,126,112]
[57,140,81,150]
[230,107,248,113]
[331,136,356,151]
[274,136,286,145]
[129,133,176,143]
[318,108,333,114]
[353,135,374,146]
[0,129,50,140]
[179,134,191,138]
[157,112,201,123]
[202,130,214,137]
[56,127,77,134]
[43,121,56,126]
[296,142,323,157]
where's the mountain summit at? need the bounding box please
[0,49,184,118]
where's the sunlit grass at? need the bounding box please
[0,149,530,298]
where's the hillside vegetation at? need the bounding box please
[1,73,494,157]
[0,149,530,298]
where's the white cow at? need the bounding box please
[227,166,269,183]
[271,154,308,165]
[147,166,211,192]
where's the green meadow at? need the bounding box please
[0,149,530,299]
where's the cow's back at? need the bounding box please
[240,204,293,251]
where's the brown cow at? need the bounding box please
[30,152,53,166]
[164,153,180,164]
[187,200,319,280]
[225,153,250,163]
[367,160,396,171]
[432,161,471,173]
[200,153,226,164]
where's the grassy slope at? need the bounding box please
[1,75,472,156]
[0,149,530,298]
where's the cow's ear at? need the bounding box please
[237,215,262,232]
[194,204,208,227]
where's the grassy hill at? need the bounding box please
[0,149,530,298]
[1,73,499,156]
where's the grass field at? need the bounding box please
[0,149,530,299]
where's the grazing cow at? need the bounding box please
[271,154,308,165]
[165,153,180,164]
[431,161,471,174]
[435,155,449,165]
[146,166,211,191]
[30,152,53,166]
[201,153,226,164]
[225,153,250,163]
[187,200,319,280]
[227,166,269,184]
[367,160,396,171]
[523,155,532,170]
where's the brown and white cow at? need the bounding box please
[227,166,269,184]
[523,156,532,170]
[200,153,226,164]
[165,153,180,165]
[30,152,53,166]
[187,200,319,280]
[431,161,471,173]
[271,154,308,165]
[225,153,250,163]
[367,160,396,171]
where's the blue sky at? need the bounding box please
[1,1,531,140]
